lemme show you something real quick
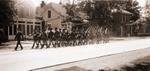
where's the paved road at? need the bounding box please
[0,37,150,71]
[32,48,150,71]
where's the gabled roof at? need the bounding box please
[132,17,146,25]
[37,2,68,17]
[94,0,131,2]
[112,9,132,15]
[120,9,132,14]
[49,3,67,16]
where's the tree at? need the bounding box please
[0,0,16,26]
[125,0,140,22]
[77,0,140,25]
[0,0,16,43]
[77,0,113,27]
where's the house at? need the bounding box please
[112,9,132,36]
[92,0,133,36]
[36,1,70,31]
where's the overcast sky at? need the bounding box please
[136,0,146,7]
[29,0,146,7]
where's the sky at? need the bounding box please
[31,0,71,7]
[31,0,59,6]
[136,0,146,7]
[29,0,146,7]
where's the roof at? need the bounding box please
[120,9,132,14]
[132,17,146,25]
[94,0,131,2]
[36,2,68,17]
[47,3,68,17]
[112,9,132,14]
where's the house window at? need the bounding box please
[27,22,33,24]
[22,25,25,35]
[9,25,12,35]
[35,22,41,24]
[18,21,25,23]
[48,10,51,18]
[14,24,17,35]
[31,25,33,34]
[27,25,30,35]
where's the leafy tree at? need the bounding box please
[0,0,16,43]
[0,0,16,26]
[77,0,140,25]
[125,0,140,22]
[77,0,113,27]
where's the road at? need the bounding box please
[0,37,150,71]
[32,47,150,71]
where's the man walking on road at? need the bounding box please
[32,28,41,49]
[15,30,24,51]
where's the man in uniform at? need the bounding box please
[61,29,66,47]
[32,28,41,49]
[15,30,24,51]
[66,30,71,46]
[53,28,59,48]
[58,29,62,47]
[40,30,48,49]
[70,29,76,46]
[48,28,54,48]
[97,27,103,44]
[103,27,109,43]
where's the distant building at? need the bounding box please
[93,0,133,36]
[112,9,132,36]
[142,0,150,17]
[36,1,70,30]
[136,0,150,34]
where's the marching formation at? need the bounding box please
[31,27,111,49]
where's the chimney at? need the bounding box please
[59,0,62,5]
[41,1,46,8]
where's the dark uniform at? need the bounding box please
[32,29,41,49]
[58,29,62,47]
[61,29,66,47]
[77,31,82,45]
[40,31,48,49]
[15,31,24,51]
[103,28,109,43]
[97,27,103,44]
[48,28,54,48]
[82,30,88,45]
[65,31,70,46]
[70,30,77,46]
[74,30,78,46]
[53,28,60,47]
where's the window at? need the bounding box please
[48,10,51,18]
[23,25,25,35]
[14,24,17,35]
[35,22,40,24]
[27,25,30,35]
[9,25,12,35]
[35,26,41,30]
[31,25,33,34]
[18,21,25,23]
[27,22,33,24]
